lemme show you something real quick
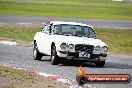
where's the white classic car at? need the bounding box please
[33,21,108,67]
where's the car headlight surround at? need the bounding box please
[94,46,100,52]
[60,43,68,50]
[101,46,108,54]
[69,44,74,49]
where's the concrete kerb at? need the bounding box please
[0,40,18,45]
[2,65,79,88]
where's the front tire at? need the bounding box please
[33,43,43,61]
[50,46,59,65]
[95,61,105,67]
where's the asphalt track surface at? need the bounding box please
[0,44,132,88]
[0,14,132,29]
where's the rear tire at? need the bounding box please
[50,46,59,65]
[33,43,43,61]
[95,61,105,67]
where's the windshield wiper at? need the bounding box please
[54,33,63,35]
[64,34,72,36]
[72,34,83,37]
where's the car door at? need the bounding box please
[37,23,51,55]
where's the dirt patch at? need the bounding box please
[0,76,69,88]
[0,66,69,88]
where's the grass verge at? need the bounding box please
[0,24,40,42]
[0,66,68,88]
[0,0,132,20]
[0,24,132,55]
[95,28,132,55]
[0,66,36,84]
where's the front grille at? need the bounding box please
[68,52,78,58]
[75,44,94,52]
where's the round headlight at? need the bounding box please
[69,44,74,49]
[101,46,108,54]
[95,46,100,51]
[60,43,67,50]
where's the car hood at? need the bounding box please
[52,35,107,47]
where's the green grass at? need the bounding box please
[0,24,132,54]
[0,0,132,20]
[0,66,36,84]
[0,25,40,42]
[95,28,132,54]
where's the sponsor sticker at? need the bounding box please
[76,66,131,85]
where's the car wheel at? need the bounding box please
[33,43,43,61]
[50,46,59,65]
[95,61,105,67]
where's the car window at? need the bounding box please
[42,24,49,34]
[54,24,81,34]
[54,24,96,38]
[84,27,96,38]
[62,25,81,34]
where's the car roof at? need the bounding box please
[50,21,93,28]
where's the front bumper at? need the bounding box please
[57,51,106,61]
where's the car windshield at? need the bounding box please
[54,24,96,38]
